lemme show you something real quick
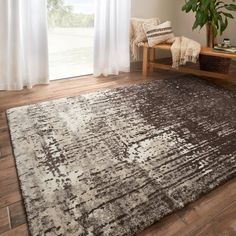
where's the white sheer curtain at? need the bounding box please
[0,0,49,90]
[94,0,131,77]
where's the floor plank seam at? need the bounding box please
[7,206,12,230]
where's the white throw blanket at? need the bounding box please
[171,37,201,68]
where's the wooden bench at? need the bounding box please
[142,42,236,80]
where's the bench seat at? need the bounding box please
[141,42,236,80]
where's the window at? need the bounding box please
[47,0,95,80]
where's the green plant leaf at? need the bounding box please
[222,12,234,18]
[182,0,236,36]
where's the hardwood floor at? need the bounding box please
[0,69,236,236]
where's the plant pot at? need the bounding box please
[199,55,231,74]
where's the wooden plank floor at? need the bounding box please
[0,69,236,236]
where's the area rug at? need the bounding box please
[7,77,236,236]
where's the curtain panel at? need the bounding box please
[94,0,131,77]
[0,0,49,90]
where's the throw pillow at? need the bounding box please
[143,21,175,47]
[131,17,161,45]
[130,17,161,60]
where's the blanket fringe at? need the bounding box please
[171,37,201,69]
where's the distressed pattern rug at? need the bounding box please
[7,77,236,236]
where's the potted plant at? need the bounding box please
[182,0,236,73]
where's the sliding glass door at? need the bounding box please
[47,0,95,80]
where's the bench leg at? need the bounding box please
[149,48,155,73]
[142,47,149,77]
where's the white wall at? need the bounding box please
[131,0,174,22]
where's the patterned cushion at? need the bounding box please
[143,21,175,47]
[131,18,161,45]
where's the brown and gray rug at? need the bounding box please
[7,77,236,236]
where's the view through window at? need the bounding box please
[47,0,95,80]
